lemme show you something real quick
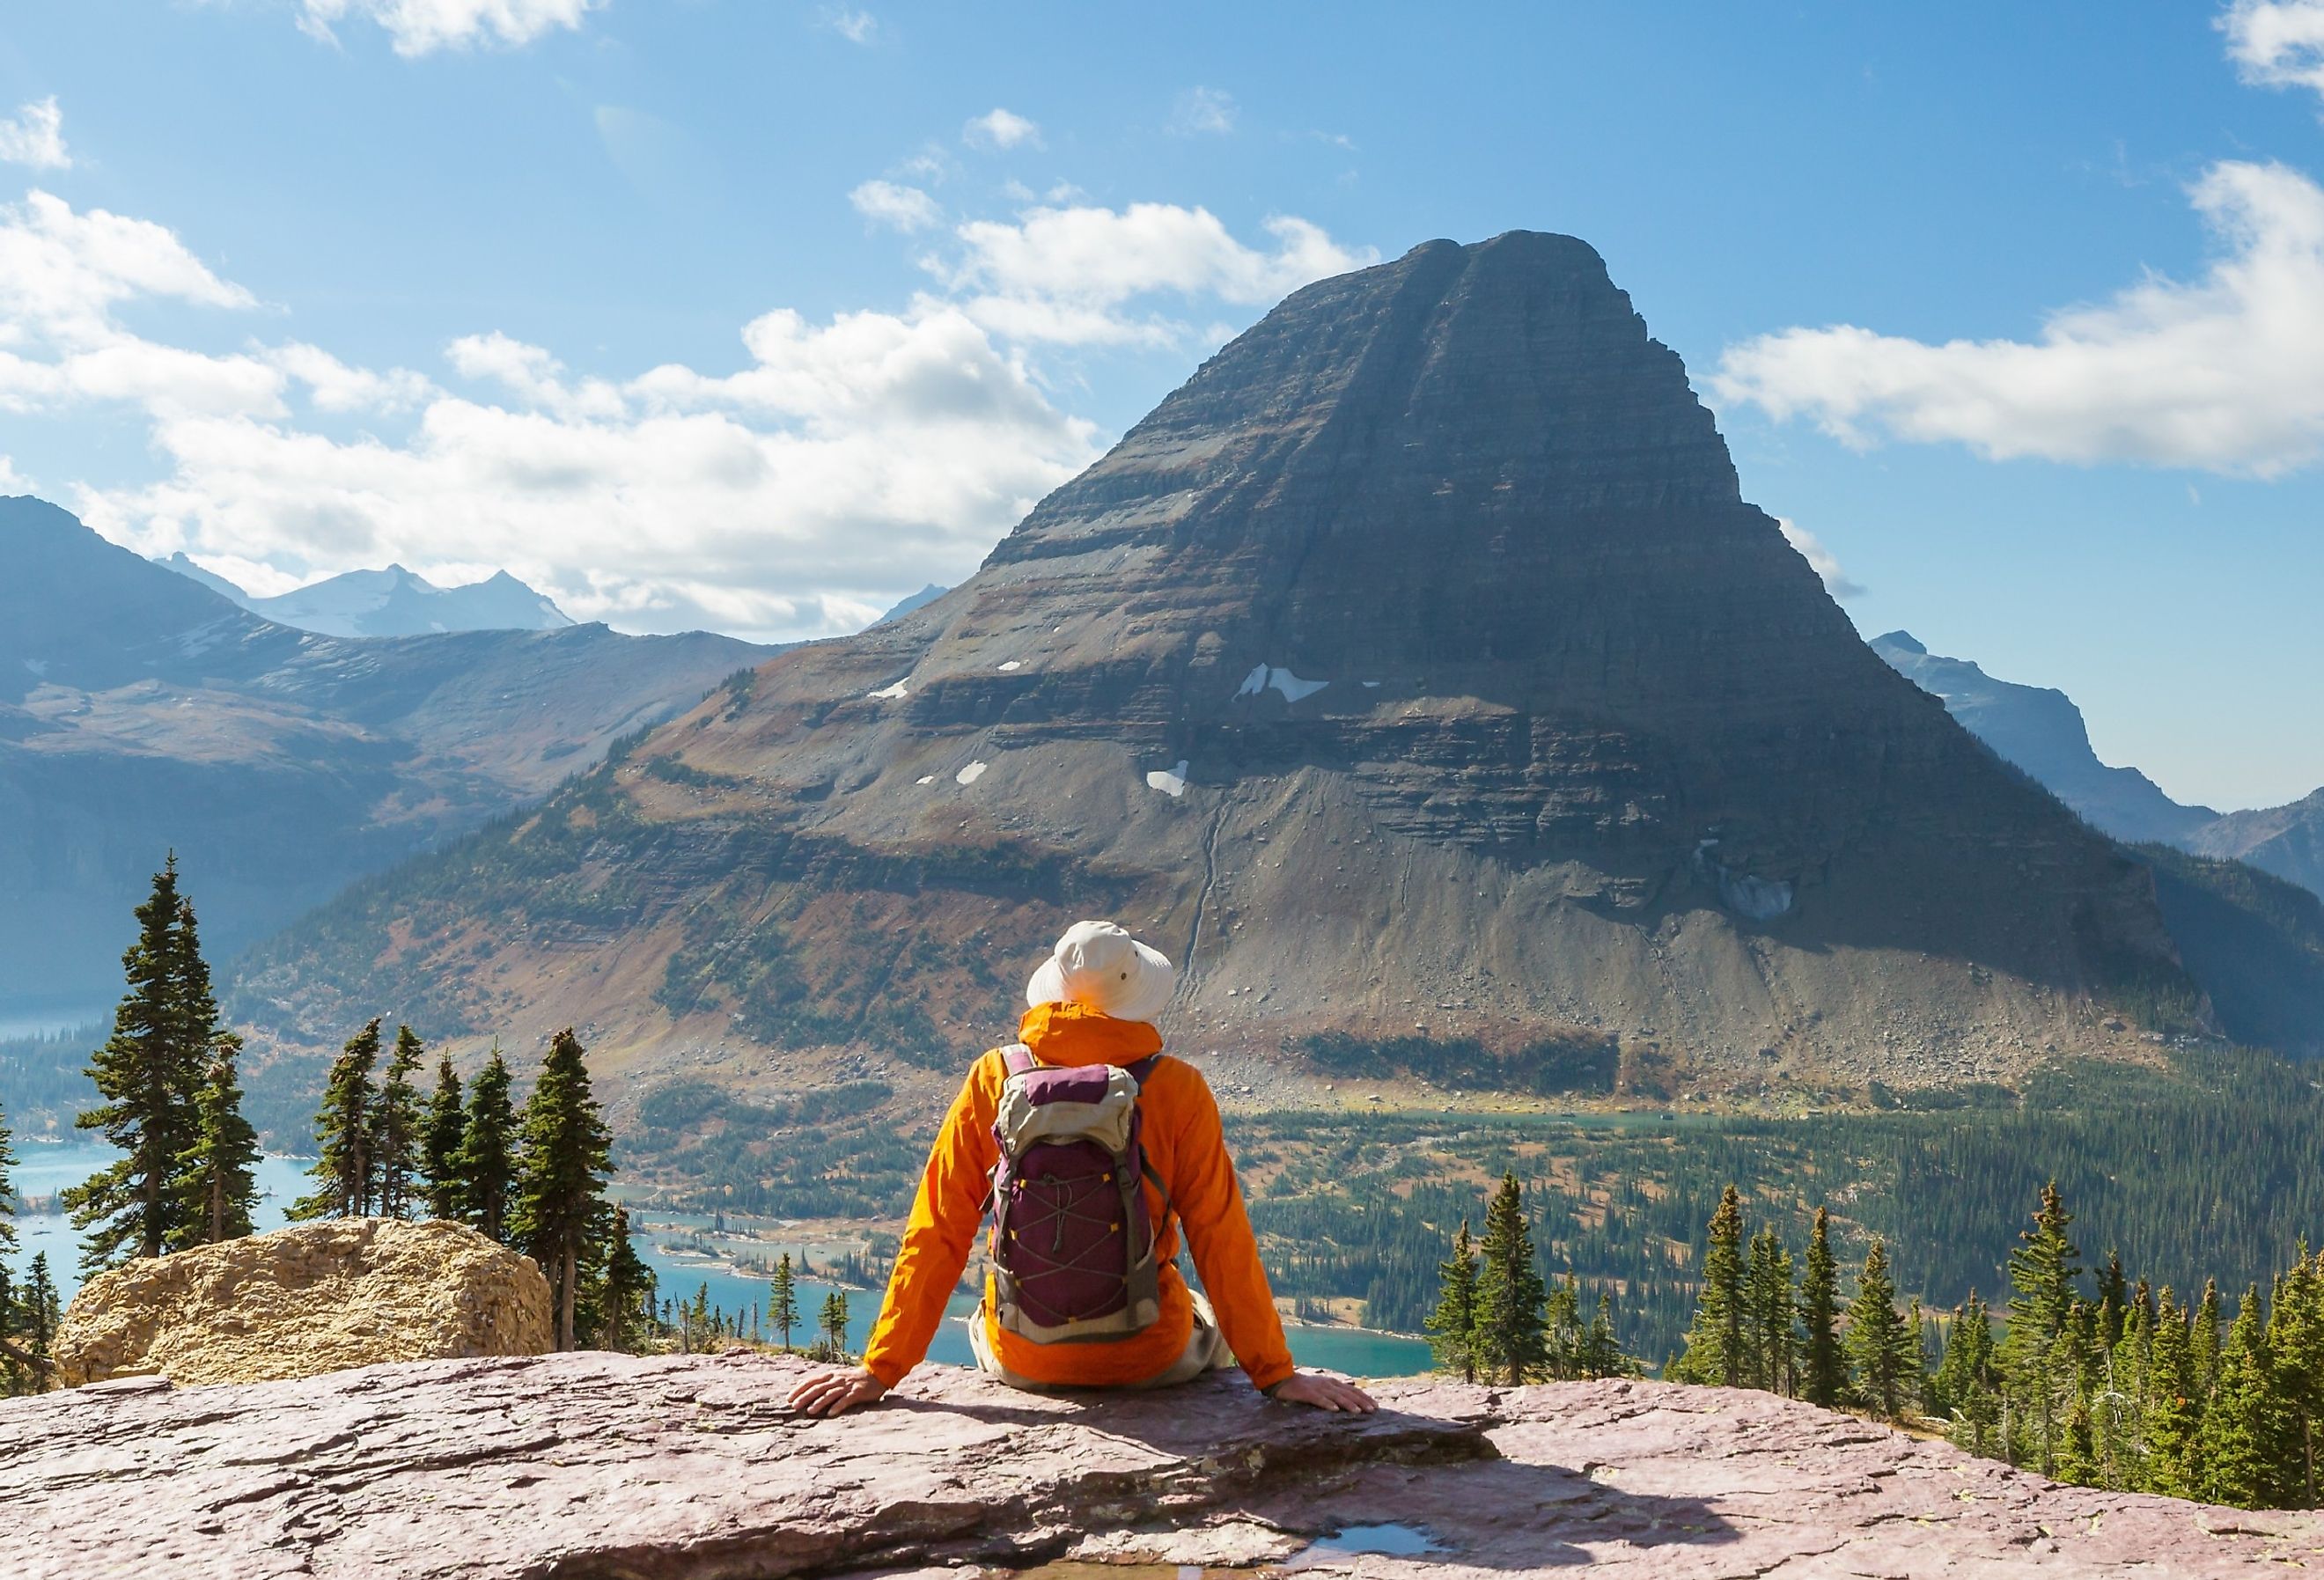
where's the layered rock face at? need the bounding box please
[54,1217,551,1386]
[3,1354,2317,1577]
[243,234,2190,1094]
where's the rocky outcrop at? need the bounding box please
[53,1217,551,1387]
[2188,786,2324,903]
[235,234,2200,1097]
[2,1354,2316,1577]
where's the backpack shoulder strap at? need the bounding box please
[999,1043,1036,1077]
[1125,1052,1164,1086]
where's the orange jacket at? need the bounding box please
[861,1002,1296,1392]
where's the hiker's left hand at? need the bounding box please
[1269,1371,1378,1413]
[789,1367,888,1417]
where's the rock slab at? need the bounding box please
[3,1355,2319,1578]
[53,1216,552,1387]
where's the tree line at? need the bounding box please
[1615,1176,2324,1513]
[0,862,663,1392]
[1425,1172,1637,1384]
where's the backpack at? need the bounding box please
[985,1045,1173,1344]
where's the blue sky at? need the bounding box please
[2,2,2321,810]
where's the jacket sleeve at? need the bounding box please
[1162,1062,1297,1391]
[860,1055,998,1389]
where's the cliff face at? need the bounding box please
[2,1355,2315,1578]
[239,234,2192,1095]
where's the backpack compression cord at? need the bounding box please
[986,1049,1172,1344]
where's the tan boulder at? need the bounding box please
[54,1217,553,1387]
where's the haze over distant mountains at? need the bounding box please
[158,554,573,639]
[232,231,2322,1105]
[1871,630,2324,903]
[1,496,772,1017]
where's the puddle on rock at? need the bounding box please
[1282,1525,1442,1570]
[1011,1525,1443,1580]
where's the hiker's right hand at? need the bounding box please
[789,1367,888,1417]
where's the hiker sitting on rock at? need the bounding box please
[790,920,1378,1416]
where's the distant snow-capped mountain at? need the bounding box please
[158,554,572,637]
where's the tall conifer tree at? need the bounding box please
[2145,1289,2203,1499]
[769,1253,800,1351]
[2001,1181,2083,1473]
[1472,1172,1548,1385]
[290,1019,382,1220]
[593,1206,656,1352]
[457,1044,518,1241]
[1937,1291,2001,1455]
[176,1042,260,1246]
[2199,1288,2278,1509]
[63,860,203,1268]
[1845,1237,1918,1421]
[1427,1218,1482,1383]
[1672,1185,1747,1386]
[420,1052,467,1221]
[1743,1225,1797,1394]
[371,1025,426,1219]
[1799,1206,1846,1408]
[510,1029,614,1350]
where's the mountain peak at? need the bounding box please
[1872,630,1927,656]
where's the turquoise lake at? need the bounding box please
[5,1140,1435,1378]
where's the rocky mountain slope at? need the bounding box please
[0,496,770,1014]
[1869,630,2219,845]
[232,231,2247,1104]
[159,555,573,637]
[2187,787,2324,902]
[4,1356,2315,1577]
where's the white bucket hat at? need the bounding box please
[1025,920,1177,1025]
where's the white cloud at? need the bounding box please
[2221,1,2324,104]
[297,0,594,56]
[1169,87,1237,136]
[850,180,941,232]
[963,107,1041,151]
[3,192,1098,643]
[0,98,70,170]
[820,6,878,44]
[0,454,32,494]
[1776,520,1865,600]
[938,203,1376,345]
[1714,160,2324,476]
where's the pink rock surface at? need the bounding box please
[2,1356,2318,1578]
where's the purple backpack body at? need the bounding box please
[986,1046,1170,1344]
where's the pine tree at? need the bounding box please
[175,1041,259,1246]
[370,1025,426,1220]
[1672,1184,1747,1387]
[0,1098,15,1263]
[457,1044,518,1241]
[2270,1246,2324,1507]
[2145,1289,2203,1499]
[63,860,203,1268]
[1799,1206,1846,1408]
[1844,1238,1918,1422]
[769,1253,800,1352]
[20,1254,58,1393]
[1472,1172,1548,1385]
[420,1052,466,1221]
[0,1106,37,1393]
[593,1207,656,1352]
[821,1290,852,1359]
[2000,1181,2083,1473]
[1427,1218,1482,1383]
[2192,1279,2225,1403]
[1937,1291,2001,1456]
[290,1019,381,1220]
[2098,1250,2130,1349]
[1581,1290,1630,1379]
[1743,1224,1797,1394]
[510,1029,614,1351]
[2199,1288,2277,1509]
